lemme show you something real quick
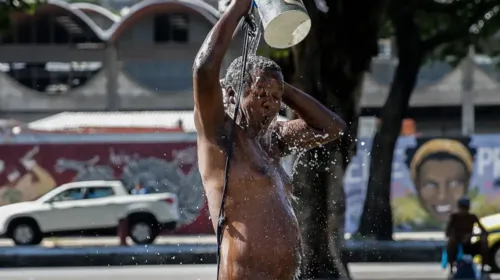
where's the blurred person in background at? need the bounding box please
[446,197,489,274]
[131,181,148,195]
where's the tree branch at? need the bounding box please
[422,0,500,50]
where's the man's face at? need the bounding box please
[240,69,284,133]
[416,158,468,222]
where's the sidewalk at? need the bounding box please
[0,232,446,248]
[0,232,446,268]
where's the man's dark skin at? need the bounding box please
[446,199,489,274]
[192,0,346,279]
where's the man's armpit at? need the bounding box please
[269,121,313,157]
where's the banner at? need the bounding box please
[344,135,500,233]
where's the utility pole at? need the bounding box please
[105,43,119,111]
[461,45,475,136]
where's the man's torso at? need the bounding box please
[197,121,301,278]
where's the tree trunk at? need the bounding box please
[290,0,385,278]
[293,146,339,279]
[357,9,423,240]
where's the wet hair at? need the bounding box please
[221,55,282,111]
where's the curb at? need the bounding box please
[0,240,446,267]
[344,239,445,262]
[0,244,218,267]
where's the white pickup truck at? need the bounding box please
[0,180,180,246]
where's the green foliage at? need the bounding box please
[0,0,43,32]
[258,45,291,60]
[469,186,480,200]
[378,18,394,39]
[423,1,500,64]
[386,0,500,64]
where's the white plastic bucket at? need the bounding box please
[253,0,311,49]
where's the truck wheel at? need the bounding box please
[8,219,43,246]
[128,216,159,245]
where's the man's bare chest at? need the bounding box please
[228,148,292,193]
[198,139,292,192]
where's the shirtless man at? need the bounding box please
[446,197,489,274]
[193,0,346,278]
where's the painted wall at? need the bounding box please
[0,132,294,235]
[4,133,498,235]
[344,135,500,233]
[0,136,212,234]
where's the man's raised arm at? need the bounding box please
[192,0,251,141]
[272,83,346,156]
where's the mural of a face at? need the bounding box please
[409,139,474,223]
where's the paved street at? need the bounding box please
[0,263,493,280]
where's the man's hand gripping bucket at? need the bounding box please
[253,0,311,49]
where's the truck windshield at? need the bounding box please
[36,187,68,203]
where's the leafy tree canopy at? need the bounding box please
[380,0,500,65]
[0,0,42,32]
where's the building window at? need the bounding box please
[154,14,171,43]
[153,13,189,43]
[171,14,189,42]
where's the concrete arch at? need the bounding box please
[71,2,121,27]
[106,0,219,42]
[4,0,221,43]
[71,3,120,31]
[4,0,106,42]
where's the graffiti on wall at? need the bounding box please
[7,134,499,235]
[344,135,500,233]
[0,146,57,206]
[0,143,210,234]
